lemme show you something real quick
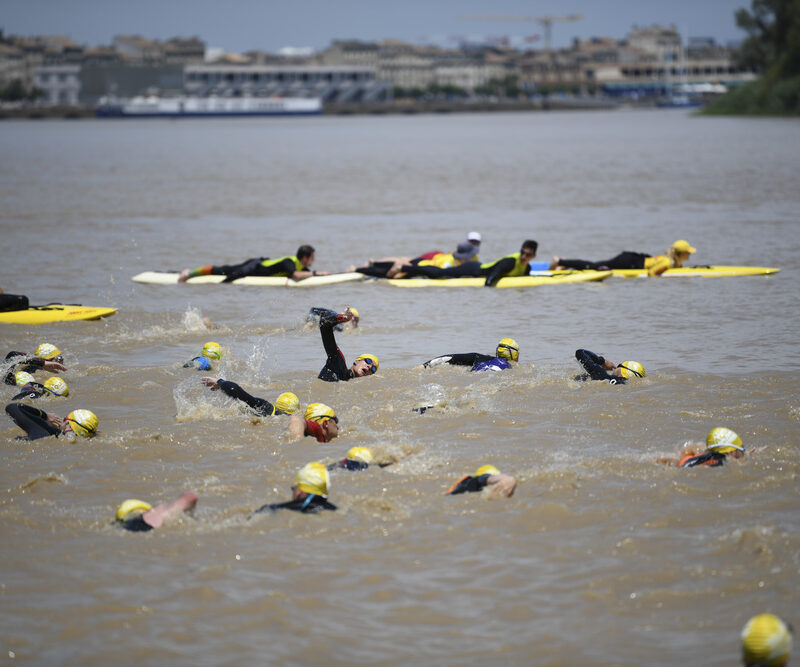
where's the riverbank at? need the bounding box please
[0,97,617,120]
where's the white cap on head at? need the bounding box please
[467,231,481,242]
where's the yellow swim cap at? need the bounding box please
[706,427,744,454]
[356,354,378,372]
[202,341,223,360]
[115,499,152,521]
[474,464,500,477]
[295,461,329,497]
[742,613,792,667]
[36,343,61,360]
[275,392,299,415]
[66,409,98,437]
[14,371,35,387]
[496,338,519,362]
[347,446,373,463]
[348,307,359,320]
[43,377,69,397]
[304,402,337,423]
[618,361,645,378]
[671,239,696,254]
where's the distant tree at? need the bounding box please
[1,79,27,101]
[734,0,800,78]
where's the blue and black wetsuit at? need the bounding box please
[574,349,627,385]
[446,473,492,495]
[4,403,60,440]
[183,356,212,371]
[328,458,369,471]
[216,379,285,417]
[423,352,510,372]
[255,495,337,514]
[318,313,353,382]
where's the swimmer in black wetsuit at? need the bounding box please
[551,240,696,275]
[200,377,299,417]
[0,288,29,312]
[11,376,69,401]
[4,405,98,440]
[3,347,67,385]
[445,465,517,498]
[253,462,337,514]
[328,446,374,471]
[115,492,198,532]
[658,427,753,468]
[318,308,378,382]
[178,244,329,283]
[574,349,645,385]
[418,338,519,372]
[397,240,538,287]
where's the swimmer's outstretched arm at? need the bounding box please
[486,474,517,498]
[287,415,305,441]
[141,492,198,528]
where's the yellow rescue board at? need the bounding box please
[384,270,612,288]
[0,305,118,325]
[131,271,364,286]
[606,266,780,278]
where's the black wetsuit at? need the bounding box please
[447,473,492,495]
[120,515,154,532]
[5,403,60,440]
[574,349,627,385]
[422,352,493,369]
[559,251,651,271]
[0,294,29,312]
[328,458,369,471]
[211,257,298,283]
[255,495,338,514]
[400,255,520,287]
[11,382,47,401]
[3,352,46,385]
[355,256,434,278]
[216,379,286,417]
[307,307,344,332]
[318,313,353,382]
[679,451,727,468]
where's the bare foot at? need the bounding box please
[345,265,356,273]
[178,269,191,283]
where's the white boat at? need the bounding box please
[96,95,322,117]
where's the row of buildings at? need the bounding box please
[0,26,755,107]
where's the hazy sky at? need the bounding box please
[3,0,749,52]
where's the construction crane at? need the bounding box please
[461,14,582,51]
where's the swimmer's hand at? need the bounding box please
[46,412,63,430]
[201,377,220,391]
[340,308,356,322]
[43,360,67,373]
[602,359,616,371]
[487,474,517,498]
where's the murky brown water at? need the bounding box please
[1,110,798,665]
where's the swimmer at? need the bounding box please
[328,446,373,471]
[551,239,696,275]
[658,427,760,467]
[318,308,378,382]
[397,240,538,287]
[184,341,224,371]
[178,244,328,283]
[253,461,337,514]
[201,377,299,417]
[288,403,339,442]
[445,464,517,498]
[574,349,645,385]
[305,306,359,331]
[741,613,793,666]
[4,404,97,440]
[11,376,69,401]
[3,346,67,385]
[0,289,29,312]
[418,338,519,372]
[384,241,479,278]
[115,492,198,532]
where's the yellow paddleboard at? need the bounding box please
[0,304,117,325]
[384,270,612,288]
[606,266,780,278]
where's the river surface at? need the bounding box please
[1,109,798,665]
